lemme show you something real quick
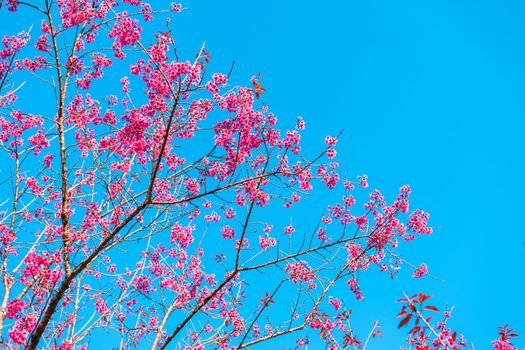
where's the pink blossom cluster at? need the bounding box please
[258,235,276,250]
[109,12,142,59]
[407,209,433,235]
[412,262,429,278]
[0,2,480,350]
[286,261,316,285]
[347,278,364,300]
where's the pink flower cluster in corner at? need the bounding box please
[398,293,522,350]
[492,325,520,350]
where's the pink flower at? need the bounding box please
[296,116,305,130]
[35,35,50,52]
[95,298,108,314]
[412,263,428,278]
[185,178,200,195]
[286,261,315,284]
[407,209,433,235]
[108,12,142,59]
[325,136,337,146]
[329,297,342,311]
[171,2,183,12]
[170,223,195,248]
[132,274,152,294]
[258,235,276,250]
[347,278,364,300]
[6,299,26,319]
[221,225,235,239]
[358,175,368,188]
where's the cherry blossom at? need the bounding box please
[0,2,516,350]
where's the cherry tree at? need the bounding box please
[0,1,519,349]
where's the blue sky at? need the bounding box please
[170,0,525,347]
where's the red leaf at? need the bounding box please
[398,314,412,329]
[418,293,431,304]
[410,326,420,335]
[424,305,440,312]
[251,76,266,99]
[396,306,407,318]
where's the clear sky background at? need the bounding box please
[170,0,525,348]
